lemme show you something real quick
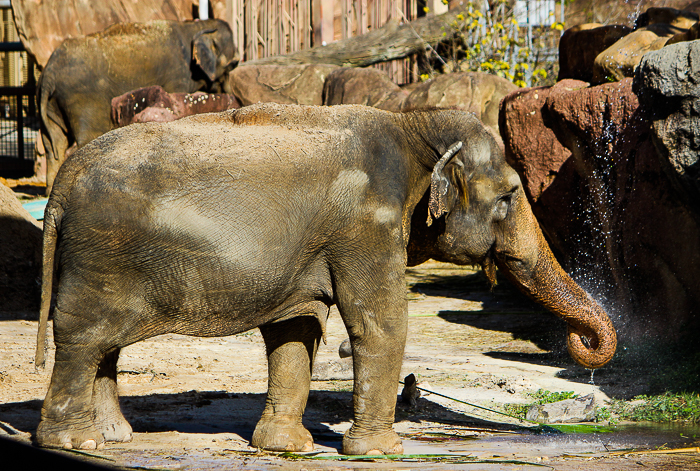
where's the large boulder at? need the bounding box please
[591,24,677,84]
[500,77,700,341]
[0,183,42,314]
[634,40,700,209]
[634,6,699,30]
[590,7,700,84]
[498,80,584,204]
[323,67,409,111]
[228,64,339,106]
[401,72,518,134]
[667,20,700,45]
[111,86,240,127]
[324,68,517,135]
[558,24,632,82]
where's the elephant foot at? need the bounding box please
[342,427,403,455]
[36,417,106,450]
[251,416,314,452]
[96,415,133,443]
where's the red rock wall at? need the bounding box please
[500,78,700,341]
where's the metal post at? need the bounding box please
[16,92,23,160]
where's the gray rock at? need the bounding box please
[338,338,352,358]
[634,41,700,207]
[311,358,353,381]
[525,394,596,424]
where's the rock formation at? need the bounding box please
[324,68,517,135]
[111,86,240,127]
[228,64,339,106]
[558,6,700,85]
[634,41,700,208]
[500,73,700,341]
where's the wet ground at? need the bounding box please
[1,262,700,469]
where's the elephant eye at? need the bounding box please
[493,195,511,221]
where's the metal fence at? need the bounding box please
[0,41,38,178]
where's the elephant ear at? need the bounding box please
[427,141,463,227]
[193,29,218,82]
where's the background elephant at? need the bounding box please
[35,103,616,455]
[37,18,237,193]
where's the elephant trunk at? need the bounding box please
[493,196,617,369]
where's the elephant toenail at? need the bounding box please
[97,442,105,450]
[79,439,97,450]
[63,442,73,450]
[366,449,383,455]
[123,433,133,442]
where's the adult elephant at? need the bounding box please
[35,103,616,454]
[37,18,237,193]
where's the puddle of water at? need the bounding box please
[403,422,700,459]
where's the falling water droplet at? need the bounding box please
[588,369,595,385]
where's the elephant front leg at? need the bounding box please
[93,348,132,443]
[335,266,407,455]
[252,316,322,452]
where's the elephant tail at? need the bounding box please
[37,70,68,156]
[35,200,62,370]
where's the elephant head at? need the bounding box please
[407,117,616,369]
[192,19,239,91]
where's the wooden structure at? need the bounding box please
[217,0,449,84]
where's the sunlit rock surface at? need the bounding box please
[228,64,339,106]
[323,67,410,111]
[526,394,596,424]
[325,69,516,135]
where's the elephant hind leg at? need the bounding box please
[37,312,105,449]
[251,316,322,452]
[93,348,132,443]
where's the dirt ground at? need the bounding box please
[1,261,700,470]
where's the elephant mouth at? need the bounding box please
[482,246,526,287]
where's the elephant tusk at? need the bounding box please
[427,141,463,226]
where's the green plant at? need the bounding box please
[529,389,579,404]
[502,389,579,420]
[594,406,619,425]
[427,0,560,87]
[617,393,700,423]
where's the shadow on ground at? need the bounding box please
[406,267,673,399]
[0,390,534,446]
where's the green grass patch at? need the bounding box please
[610,392,700,423]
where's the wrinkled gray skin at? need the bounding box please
[37,19,238,194]
[36,103,616,455]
